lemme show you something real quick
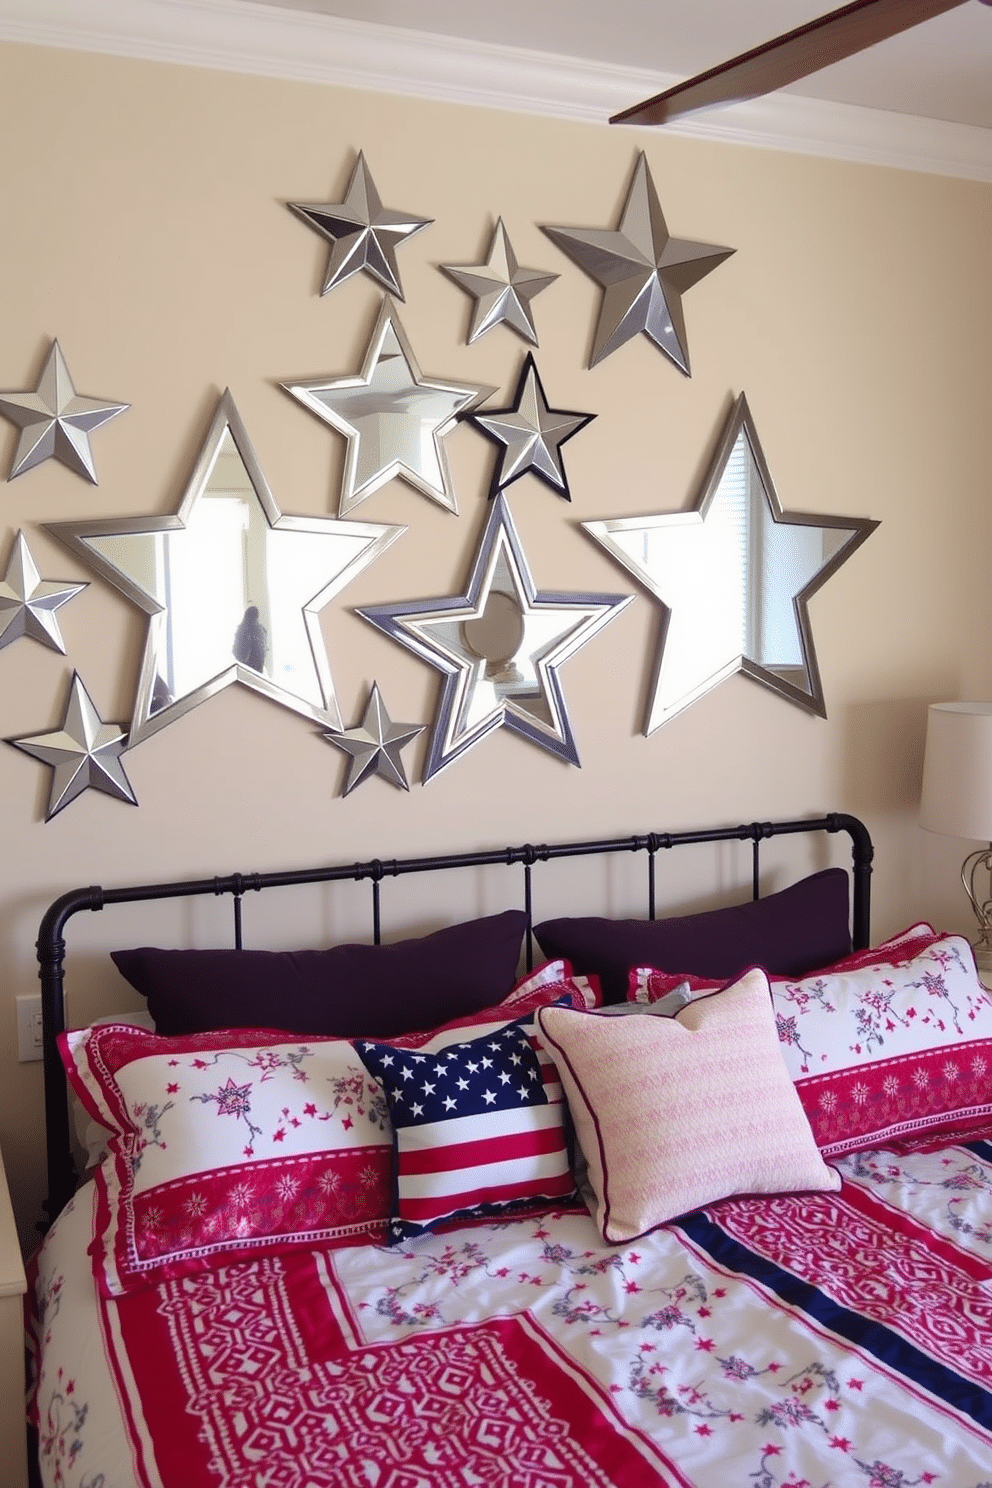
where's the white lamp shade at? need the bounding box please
[920,701,992,843]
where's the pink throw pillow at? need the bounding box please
[631,927,992,1156]
[537,967,840,1245]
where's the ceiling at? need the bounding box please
[247,0,992,130]
[3,0,990,178]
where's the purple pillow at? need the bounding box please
[534,869,850,1005]
[111,911,527,1038]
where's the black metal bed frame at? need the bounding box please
[36,811,872,1224]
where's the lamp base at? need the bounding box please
[960,847,992,977]
[973,941,992,976]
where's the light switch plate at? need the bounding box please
[16,994,43,1062]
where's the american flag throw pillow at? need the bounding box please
[356,1010,576,1243]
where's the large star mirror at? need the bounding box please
[584,393,878,731]
[47,392,404,744]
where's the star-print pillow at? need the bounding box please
[356,1009,577,1243]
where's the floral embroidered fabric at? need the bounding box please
[59,960,596,1293]
[632,926,992,1156]
[28,1140,992,1487]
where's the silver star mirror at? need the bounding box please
[440,218,558,345]
[283,298,494,517]
[469,353,595,503]
[584,393,878,731]
[288,151,431,300]
[47,392,404,744]
[359,494,631,780]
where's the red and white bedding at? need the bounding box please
[29,1139,992,1488]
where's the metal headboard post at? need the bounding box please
[646,836,659,919]
[36,813,872,1225]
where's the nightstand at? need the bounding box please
[0,1147,28,1488]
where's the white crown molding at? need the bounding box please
[2,0,991,182]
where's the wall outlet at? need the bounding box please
[16,993,43,1062]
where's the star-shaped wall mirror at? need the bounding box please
[47,392,404,744]
[359,494,631,780]
[584,393,878,731]
[283,298,493,517]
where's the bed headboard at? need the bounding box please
[36,811,872,1226]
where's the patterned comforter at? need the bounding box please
[28,1142,992,1487]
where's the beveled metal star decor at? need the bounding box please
[283,297,495,517]
[0,340,129,482]
[540,153,734,374]
[6,670,137,821]
[0,529,86,653]
[358,493,632,781]
[468,353,595,503]
[46,391,404,745]
[583,393,878,732]
[323,682,424,794]
[440,218,558,345]
[288,152,431,300]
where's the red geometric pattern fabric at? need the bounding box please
[29,1143,992,1488]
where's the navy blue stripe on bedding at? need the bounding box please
[963,1141,992,1164]
[674,1210,992,1431]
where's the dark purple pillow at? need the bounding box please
[111,911,527,1038]
[534,869,851,1005]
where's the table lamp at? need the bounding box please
[919,700,992,972]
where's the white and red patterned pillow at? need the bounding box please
[630,926,992,1156]
[356,1007,578,1243]
[537,967,840,1245]
[60,960,596,1294]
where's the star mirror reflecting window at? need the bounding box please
[584,394,878,731]
[47,392,404,743]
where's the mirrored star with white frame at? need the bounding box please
[358,493,632,780]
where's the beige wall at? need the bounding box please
[1,40,990,1248]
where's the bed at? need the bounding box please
[25,812,992,1487]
